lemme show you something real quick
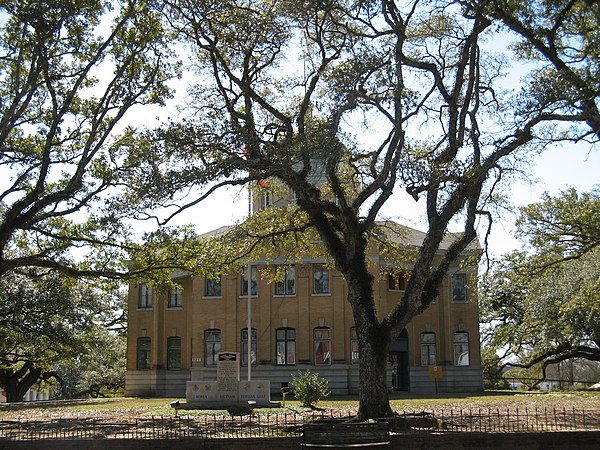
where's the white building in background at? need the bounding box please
[0,388,49,403]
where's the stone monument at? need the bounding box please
[185,352,273,408]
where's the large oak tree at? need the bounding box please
[0,0,176,279]
[119,0,599,418]
[0,0,178,399]
[481,187,600,385]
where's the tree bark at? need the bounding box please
[0,364,43,403]
[345,263,394,419]
[356,328,393,419]
[5,384,24,403]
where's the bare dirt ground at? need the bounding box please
[0,391,599,420]
[388,390,600,413]
[0,391,600,420]
[1,391,599,439]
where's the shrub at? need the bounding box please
[291,369,329,407]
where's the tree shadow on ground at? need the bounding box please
[387,390,530,400]
[0,398,116,412]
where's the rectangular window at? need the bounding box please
[204,330,221,366]
[275,266,295,296]
[313,264,330,295]
[289,187,297,202]
[314,328,331,365]
[241,266,258,296]
[451,273,467,303]
[205,276,222,297]
[137,337,151,370]
[167,336,181,370]
[168,286,183,308]
[276,328,296,365]
[388,271,407,291]
[138,284,152,309]
[350,327,359,364]
[420,332,436,366]
[454,332,470,366]
[259,190,271,210]
[241,328,257,366]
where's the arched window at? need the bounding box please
[453,332,470,366]
[204,329,221,366]
[276,328,296,365]
[167,337,182,370]
[314,327,331,365]
[137,337,151,370]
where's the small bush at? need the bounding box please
[291,369,329,407]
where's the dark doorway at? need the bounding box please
[389,329,409,391]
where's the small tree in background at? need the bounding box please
[481,187,600,387]
[0,273,125,401]
[291,370,330,408]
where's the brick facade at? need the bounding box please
[126,224,483,397]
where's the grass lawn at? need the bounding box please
[0,390,598,420]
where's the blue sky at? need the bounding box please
[152,36,599,259]
[4,6,592,260]
[171,139,598,259]
[485,141,599,255]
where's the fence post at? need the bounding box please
[469,408,473,432]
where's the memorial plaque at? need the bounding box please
[185,352,273,407]
[239,380,270,404]
[217,352,239,402]
[186,381,218,402]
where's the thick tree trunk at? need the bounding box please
[5,384,24,402]
[0,364,42,402]
[304,196,397,418]
[345,265,394,419]
[1,373,26,402]
[356,329,394,419]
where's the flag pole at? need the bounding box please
[247,261,252,381]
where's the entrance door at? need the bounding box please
[389,329,409,391]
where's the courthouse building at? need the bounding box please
[126,190,483,397]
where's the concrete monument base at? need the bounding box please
[184,352,277,408]
[185,380,276,408]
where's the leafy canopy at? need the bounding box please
[119,0,598,418]
[0,271,124,401]
[0,0,178,280]
[481,187,600,385]
[463,0,600,139]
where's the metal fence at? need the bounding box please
[1,408,599,440]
